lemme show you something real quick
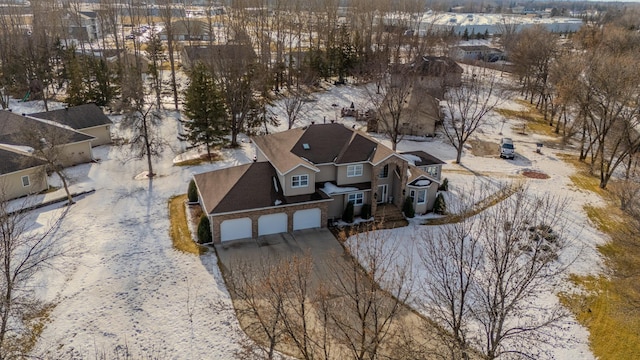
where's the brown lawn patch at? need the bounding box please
[467,138,500,157]
[174,152,223,166]
[495,101,560,137]
[521,170,549,179]
[168,194,207,255]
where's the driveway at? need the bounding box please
[214,228,344,282]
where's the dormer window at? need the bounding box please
[292,174,309,188]
[347,164,363,177]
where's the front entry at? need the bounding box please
[376,184,388,204]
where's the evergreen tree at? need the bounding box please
[463,28,470,41]
[403,196,415,218]
[433,193,447,215]
[181,63,227,160]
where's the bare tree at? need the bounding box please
[421,184,573,360]
[277,90,308,130]
[442,68,504,164]
[158,0,180,110]
[0,196,69,359]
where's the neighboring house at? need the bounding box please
[401,151,446,181]
[29,104,113,147]
[0,148,48,201]
[451,45,504,62]
[370,90,442,137]
[159,19,213,42]
[412,56,463,94]
[0,110,94,167]
[181,43,256,72]
[193,123,440,243]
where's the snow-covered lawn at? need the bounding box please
[9,75,606,359]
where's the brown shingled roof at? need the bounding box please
[252,127,316,175]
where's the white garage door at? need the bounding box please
[258,213,288,236]
[293,208,321,230]
[220,218,252,242]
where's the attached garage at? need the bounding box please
[293,208,322,230]
[258,213,288,236]
[220,218,252,242]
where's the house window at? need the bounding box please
[21,175,30,187]
[417,189,426,204]
[409,189,415,201]
[347,164,363,177]
[426,166,438,177]
[291,174,309,188]
[347,192,364,206]
[378,164,388,178]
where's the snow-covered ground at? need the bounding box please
[9,73,606,359]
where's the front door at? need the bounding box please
[376,184,388,204]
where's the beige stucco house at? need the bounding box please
[194,123,441,243]
[0,148,48,201]
[30,104,113,146]
[0,110,94,167]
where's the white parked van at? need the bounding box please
[500,138,515,159]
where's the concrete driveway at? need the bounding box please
[214,228,344,278]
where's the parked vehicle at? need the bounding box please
[500,138,515,159]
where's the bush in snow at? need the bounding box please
[433,193,447,215]
[403,196,415,218]
[198,215,212,243]
[361,203,371,220]
[342,201,355,223]
[188,179,198,203]
[438,178,449,192]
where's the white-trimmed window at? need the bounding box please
[291,174,309,188]
[378,164,388,178]
[417,189,427,204]
[347,192,364,206]
[347,164,363,177]
[426,166,438,177]
[409,189,415,200]
[21,175,30,187]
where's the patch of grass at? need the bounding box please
[495,104,558,137]
[560,274,640,360]
[168,194,207,255]
[174,152,222,166]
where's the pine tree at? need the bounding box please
[181,63,227,160]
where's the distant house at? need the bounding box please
[411,56,463,95]
[66,10,101,42]
[370,90,442,137]
[181,44,256,72]
[0,110,94,167]
[29,104,113,147]
[159,19,213,42]
[193,123,440,243]
[0,148,48,201]
[451,45,504,62]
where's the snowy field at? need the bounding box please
[7,76,606,358]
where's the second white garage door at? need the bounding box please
[293,208,321,230]
[258,213,288,236]
[220,218,252,242]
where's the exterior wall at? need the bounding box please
[0,166,48,201]
[209,201,330,243]
[336,162,372,185]
[82,125,111,147]
[327,194,344,220]
[59,141,93,167]
[370,157,409,215]
[408,182,439,214]
[315,164,337,183]
[283,166,316,196]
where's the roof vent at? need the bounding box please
[302,143,310,150]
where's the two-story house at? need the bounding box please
[193,123,441,243]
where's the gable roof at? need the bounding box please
[413,56,463,76]
[407,165,439,185]
[0,111,94,146]
[401,150,446,166]
[254,123,402,175]
[29,104,113,130]
[0,148,46,175]
[194,161,329,215]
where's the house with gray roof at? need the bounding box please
[0,148,48,201]
[193,123,441,243]
[30,104,113,146]
[0,110,94,167]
